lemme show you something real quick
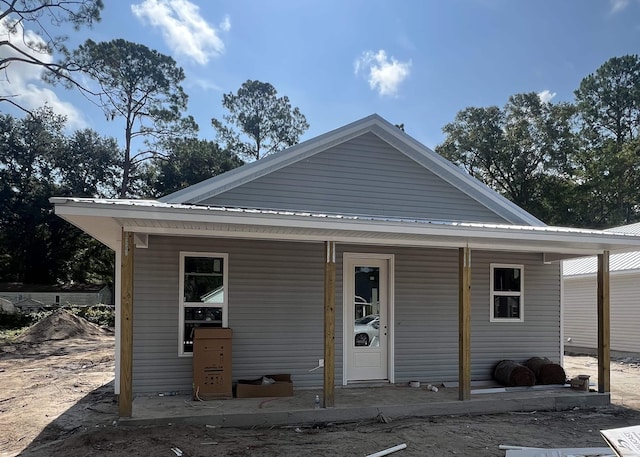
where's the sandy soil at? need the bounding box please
[1,312,640,457]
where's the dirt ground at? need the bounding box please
[2,312,640,457]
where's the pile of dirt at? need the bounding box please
[17,309,106,343]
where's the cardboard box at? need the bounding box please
[192,328,233,400]
[570,374,590,391]
[235,374,293,398]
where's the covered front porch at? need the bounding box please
[50,198,640,419]
[123,384,609,428]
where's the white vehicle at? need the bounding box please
[354,314,379,347]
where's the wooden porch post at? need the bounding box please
[458,246,471,401]
[119,230,134,417]
[597,251,610,394]
[323,241,336,408]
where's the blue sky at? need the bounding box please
[2,0,640,149]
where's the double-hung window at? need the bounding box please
[490,264,524,322]
[179,252,228,355]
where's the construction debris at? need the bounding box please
[365,443,407,457]
[499,446,614,456]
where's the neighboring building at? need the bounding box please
[51,114,640,416]
[0,283,112,308]
[0,297,16,314]
[13,298,46,313]
[564,222,640,355]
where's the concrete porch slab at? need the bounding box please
[121,385,610,428]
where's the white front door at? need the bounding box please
[344,254,392,382]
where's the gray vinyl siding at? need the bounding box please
[564,274,640,353]
[469,252,562,378]
[563,277,597,351]
[133,236,331,394]
[386,248,560,383]
[132,237,561,394]
[199,133,509,224]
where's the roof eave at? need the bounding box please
[51,198,640,256]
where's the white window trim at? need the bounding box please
[178,251,229,357]
[490,263,524,323]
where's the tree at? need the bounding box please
[575,55,640,146]
[0,107,118,284]
[211,80,309,161]
[0,107,67,283]
[146,138,243,198]
[436,93,578,225]
[572,55,640,227]
[57,128,120,197]
[0,0,103,112]
[54,39,198,197]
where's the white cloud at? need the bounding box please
[354,50,411,97]
[219,15,231,32]
[131,0,228,65]
[537,90,557,103]
[189,78,221,92]
[610,0,630,13]
[0,18,85,128]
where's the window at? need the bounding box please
[179,252,228,355]
[490,264,523,322]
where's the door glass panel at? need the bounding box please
[353,266,380,348]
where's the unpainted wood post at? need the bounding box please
[119,230,134,417]
[458,247,471,401]
[597,251,610,394]
[323,241,336,408]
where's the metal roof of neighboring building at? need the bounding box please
[563,222,640,277]
[0,282,108,293]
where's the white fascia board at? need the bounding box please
[53,200,640,255]
[117,224,612,255]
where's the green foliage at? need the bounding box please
[212,80,309,161]
[572,55,640,227]
[67,305,115,327]
[58,129,120,197]
[437,93,578,224]
[438,54,640,229]
[57,39,198,197]
[0,310,36,330]
[0,327,23,343]
[147,138,244,198]
[575,55,640,145]
[0,310,52,342]
[0,0,104,112]
[0,107,117,283]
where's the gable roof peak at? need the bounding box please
[160,114,543,227]
[160,114,400,204]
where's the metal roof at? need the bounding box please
[50,197,640,257]
[563,222,640,276]
[49,197,634,235]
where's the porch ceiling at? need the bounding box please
[51,197,640,257]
